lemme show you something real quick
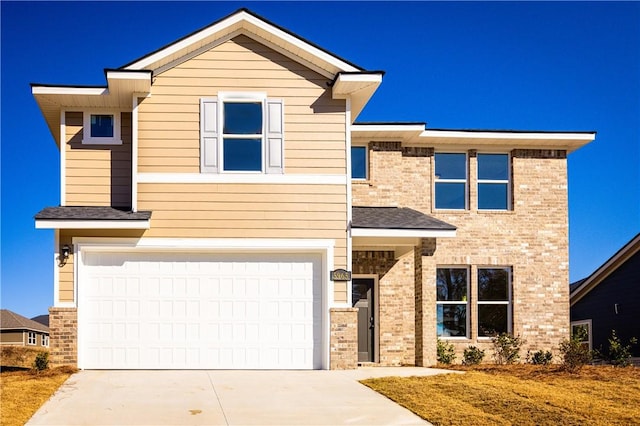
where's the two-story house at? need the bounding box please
[32,9,595,370]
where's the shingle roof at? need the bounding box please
[31,315,50,328]
[0,309,49,333]
[35,206,151,221]
[352,207,456,231]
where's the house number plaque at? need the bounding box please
[330,269,352,281]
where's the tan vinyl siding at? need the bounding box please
[65,112,132,207]
[0,331,25,345]
[137,35,347,175]
[138,182,348,269]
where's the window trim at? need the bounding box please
[477,266,512,338]
[27,331,37,346]
[570,319,592,351]
[82,111,122,145]
[436,266,470,339]
[434,152,468,211]
[351,144,368,180]
[477,152,511,211]
[219,92,267,174]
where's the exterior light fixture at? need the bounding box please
[59,245,70,266]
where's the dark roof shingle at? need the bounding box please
[352,207,456,231]
[35,206,151,221]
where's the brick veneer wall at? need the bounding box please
[353,143,571,362]
[353,250,415,366]
[48,307,77,367]
[330,308,358,369]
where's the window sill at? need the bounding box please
[82,138,123,146]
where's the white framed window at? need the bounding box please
[200,93,284,174]
[435,152,467,210]
[351,145,368,180]
[42,335,49,347]
[82,111,122,145]
[477,153,510,210]
[571,319,592,351]
[436,267,469,338]
[27,332,37,345]
[477,267,512,337]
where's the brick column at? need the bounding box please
[330,307,358,370]
[48,307,77,367]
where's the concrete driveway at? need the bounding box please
[27,367,453,425]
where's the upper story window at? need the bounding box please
[200,94,284,174]
[223,102,263,171]
[82,111,122,145]
[351,146,368,179]
[435,153,467,210]
[477,267,512,337]
[436,267,469,338]
[477,154,510,210]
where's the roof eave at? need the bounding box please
[332,72,384,121]
[35,219,151,230]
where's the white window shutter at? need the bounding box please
[265,98,284,174]
[200,98,218,173]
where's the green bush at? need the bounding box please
[491,333,524,364]
[597,330,637,367]
[559,327,592,372]
[527,350,554,365]
[462,346,485,365]
[32,351,49,372]
[437,339,456,365]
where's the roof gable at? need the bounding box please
[570,233,640,305]
[121,8,363,79]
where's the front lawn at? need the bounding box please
[0,367,75,426]
[361,365,640,426]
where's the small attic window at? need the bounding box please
[83,111,122,145]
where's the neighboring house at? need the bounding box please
[0,309,50,347]
[570,233,640,356]
[31,8,595,370]
[31,314,50,327]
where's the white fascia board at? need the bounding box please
[32,86,107,96]
[351,228,456,238]
[137,173,347,185]
[106,71,151,80]
[420,130,596,141]
[125,11,360,73]
[351,124,426,133]
[35,220,150,230]
[243,14,361,73]
[334,73,383,84]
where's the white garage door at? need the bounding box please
[78,252,322,369]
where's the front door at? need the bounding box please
[352,278,375,362]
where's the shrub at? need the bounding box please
[437,339,456,365]
[527,350,554,365]
[462,346,485,365]
[491,333,524,364]
[559,327,592,372]
[597,330,638,367]
[32,351,49,372]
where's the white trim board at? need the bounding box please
[137,173,347,185]
[35,220,150,230]
[351,228,456,238]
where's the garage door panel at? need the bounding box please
[80,252,322,369]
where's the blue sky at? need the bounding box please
[1,1,638,318]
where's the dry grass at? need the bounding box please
[362,365,640,426]
[0,366,76,426]
[0,346,47,369]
